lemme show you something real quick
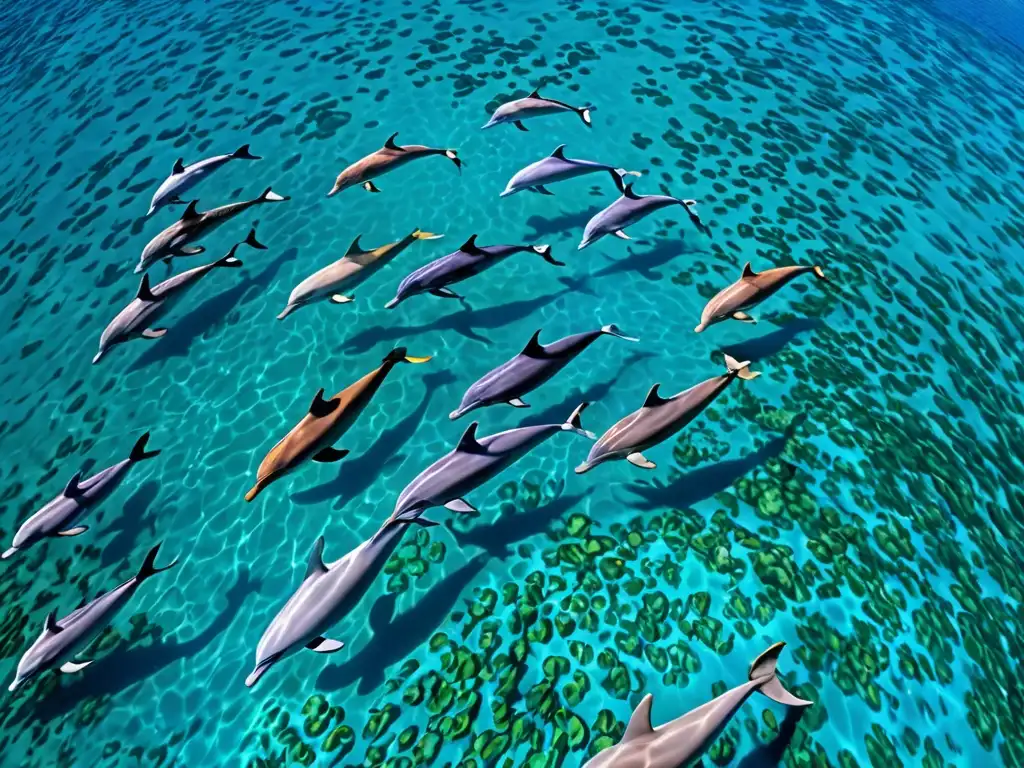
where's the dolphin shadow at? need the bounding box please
[24,567,260,724]
[736,707,805,767]
[316,554,489,695]
[96,480,161,570]
[129,247,299,370]
[523,206,603,240]
[593,239,705,282]
[290,369,458,511]
[720,318,823,364]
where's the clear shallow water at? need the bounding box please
[0,0,1023,766]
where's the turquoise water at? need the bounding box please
[1,0,1023,765]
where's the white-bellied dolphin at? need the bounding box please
[576,355,758,473]
[135,187,286,273]
[500,145,641,198]
[8,543,178,692]
[147,144,261,216]
[695,262,829,332]
[327,133,461,196]
[390,403,594,519]
[385,235,563,309]
[2,434,161,560]
[582,643,812,768]
[450,324,638,419]
[483,89,594,131]
[277,229,443,320]
[245,347,432,501]
[578,182,706,250]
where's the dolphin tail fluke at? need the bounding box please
[258,187,289,203]
[609,167,642,193]
[562,402,596,440]
[724,354,760,381]
[243,227,268,250]
[383,346,432,365]
[578,106,595,127]
[233,144,262,160]
[136,543,179,582]
[412,229,444,240]
[750,642,813,708]
[811,265,829,283]
[443,149,463,174]
[215,247,244,268]
[130,432,162,462]
[531,244,565,267]
[601,324,639,342]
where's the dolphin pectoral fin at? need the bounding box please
[141,328,168,339]
[534,185,554,196]
[513,120,529,132]
[306,636,345,653]
[430,287,462,299]
[56,526,89,536]
[179,246,205,255]
[60,660,93,674]
[626,453,656,469]
[312,447,350,463]
[508,398,529,408]
[613,229,631,240]
[731,311,757,324]
[363,181,381,193]
[330,294,355,304]
[444,498,478,515]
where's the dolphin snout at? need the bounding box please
[8,677,21,692]
[245,660,272,688]
[574,462,591,474]
[2,547,18,560]
[694,323,706,333]
[133,263,144,274]
[92,350,105,365]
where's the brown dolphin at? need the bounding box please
[326,133,462,196]
[695,262,828,332]
[244,347,431,501]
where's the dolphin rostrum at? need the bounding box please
[244,347,432,502]
[147,144,261,216]
[482,89,594,131]
[576,355,759,473]
[500,145,641,198]
[135,187,286,273]
[390,403,594,519]
[385,235,564,309]
[581,643,812,768]
[277,229,443,320]
[326,133,462,196]
[2,433,161,560]
[450,324,638,419]
[8,543,178,692]
[578,182,707,250]
[96,232,262,364]
[695,262,829,332]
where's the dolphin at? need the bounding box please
[576,354,759,473]
[482,89,594,131]
[499,145,641,198]
[277,229,443,320]
[385,235,564,309]
[390,403,594,519]
[450,324,638,419]
[8,543,178,692]
[578,182,706,250]
[326,133,462,196]
[135,187,287,273]
[244,347,431,502]
[695,262,829,332]
[2,433,161,560]
[95,232,262,364]
[147,144,261,216]
[582,643,813,768]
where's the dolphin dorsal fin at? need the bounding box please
[383,132,404,152]
[345,235,365,256]
[623,694,654,741]
[521,329,547,358]
[43,610,62,635]
[136,274,157,302]
[550,144,567,159]
[741,262,757,278]
[528,88,541,98]
[460,234,481,254]
[456,422,484,454]
[622,183,642,200]
[63,471,84,498]
[172,158,185,175]
[180,200,200,220]
[308,388,340,418]
[305,536,328,579]
[642,384,669,408]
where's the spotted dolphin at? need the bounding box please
[576,355,758,473]
[277,229,443,320]
[695,262,829,332]
[450,325,638,419]
[96,232,261,364]
[482,89,594,131]
[147,144,261,216]
[385,235,563,309]
[390,403,594,519]
[582,643,812,768]
[135,187,286,273]
[244,347,431,502]
[8,543,178,692]
[327,133,461,196]
[500,145,641,198]
[2,433,161,560]
[578,182,706,250]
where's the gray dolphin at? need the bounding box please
[245,516,434,688]
[582,643,812,768]
[500,145,641,198]
[450,325,638,419]
[385,235,563,309]
[327,133,462,196]
[482,89,594,131]
[390,403,594,519]
[576,354,758,473]
[8,543,178,692]
[147,144,261,216]
[695,262,829,332]
[2,433,161,560]
[578,182,706,250]
[135,187,286,273]
[96,233,262,364]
